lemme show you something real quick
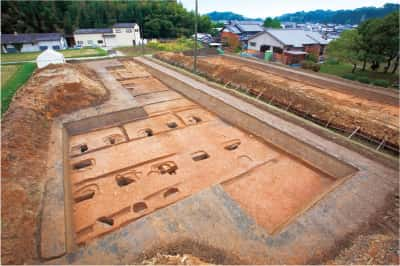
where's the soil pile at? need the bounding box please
[154,52,399,149]
[1,63,108,264]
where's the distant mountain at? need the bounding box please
[278,3,399,24]
[207,11,262,22]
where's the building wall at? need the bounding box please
[5,38,67,53]
[247,33,283,52]
[220,31,240,49]
[74,25,141,48]
[304,44,321,57]
[74,33,106,47]
[112,24,141,47]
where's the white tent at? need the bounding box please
[36,47,65,68]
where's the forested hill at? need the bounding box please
[207,11,262,21]
[1,1,212,38]
[278,3,399,24]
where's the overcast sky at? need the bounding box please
[179,0,390,18]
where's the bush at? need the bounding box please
[301,60,320,72]
[305,53,318,63]
[311,63,320,72]
[357,76,371,84]
[326,57,339,65]
[341,73,356,80]
[372,79,390,87]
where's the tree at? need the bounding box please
[326,29,362,73]
[263,17,281,28]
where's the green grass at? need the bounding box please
[116,38,202,56]
[1,64,21,87]
[1,62,36,114]
[320,61,398,88]
[1,48,107,63]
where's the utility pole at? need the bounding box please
[193,0,198,73]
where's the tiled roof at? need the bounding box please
[1,33,63,44]
[74,28,113,34]
[113,23,137,28]
[250,29,327,47]
[235,23,264,33]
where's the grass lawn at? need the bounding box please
[320,62,398,88]
[1,64,21,87]
[1,48,107,63]
[1,62,36,114]
[116,38,202,57]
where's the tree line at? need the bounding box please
[327,11,399,74]
[1,0,212,38]
[278,3,399,25]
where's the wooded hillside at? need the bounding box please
[1,0,212,38]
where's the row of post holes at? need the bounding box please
[73,139,241,173]
[76,117,202,155]
[96,187,180,228]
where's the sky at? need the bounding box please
[179,0,390,18]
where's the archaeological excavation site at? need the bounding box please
[1,53,399,265]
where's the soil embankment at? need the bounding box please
[1,63,108,264]
[154,52,399,150]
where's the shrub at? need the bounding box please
[372,79,390,88]
[305,53,318,63]
[357,76,370,84]
[311,63,320,72]
[301,60,320,72]
[326,58,339,65]
[301,60,313,69]
[341,73,356,80]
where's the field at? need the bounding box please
[320,61,398,88]
[1,48,107,63]
[1,64,21,87]
[1,63,36,114]
[116,38,202,57]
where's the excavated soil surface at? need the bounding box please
[69,60,345,245]
[154,52,399,149]
[1,63,108,264]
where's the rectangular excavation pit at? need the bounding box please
[60,60,358,250]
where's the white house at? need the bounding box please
[1,33,67,53]
[36,48,65,68]
[74,23,141,48]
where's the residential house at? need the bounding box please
[247,29,328,64]
[1,33,67,53]
[74,23,141,48]
[220,21,264,48]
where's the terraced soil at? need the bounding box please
[154,52,399,149]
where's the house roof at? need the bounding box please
[223,21,264,35]
[249,29,327,47]
[113,23,137,28]
[235,24,264,33]
[74,28,113,34]
[1,33,63,44]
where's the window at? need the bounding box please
[77,41,83,45]
[126,29,132,33]
[87,40,93,45]
[52,45,60,50]
[116,29,121,33]
[39,46,48,51]
[97,40,103,44]
[135,29,139,32]
[250,42,256,47]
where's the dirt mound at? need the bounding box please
[154,52,399,149]
[1,63,108,264]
